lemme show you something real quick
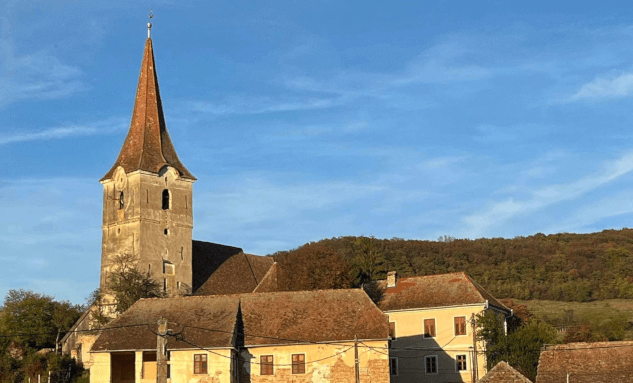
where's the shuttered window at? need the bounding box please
[194,354,207,374]
[291,354,305,374]
[454,316,467,336]
[260,355,274,375]
[424,318,436,338]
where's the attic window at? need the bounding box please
[162,189,170,210]
[119,191,125,209]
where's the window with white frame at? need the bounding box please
[456,354,467,371]
[425,355,437,374]
[389,357,398,375]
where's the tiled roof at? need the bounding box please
[252,262,278,293]
[377,272,510,312]
[102,38,194,181]
[192,240,274,295]
[479,361,532,383]
[535,341,633,383]
[240,289,388,346]
[91,295,240,352]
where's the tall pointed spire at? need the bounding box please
[102,36,195,181]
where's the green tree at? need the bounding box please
[102,254,164,314]
[0,290,81,350]
[350,236,386,285]
[476,311,557,382]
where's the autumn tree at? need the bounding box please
[99,253,164,315]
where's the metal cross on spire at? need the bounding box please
[147,10,154,38]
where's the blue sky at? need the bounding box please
[4,0,633,304]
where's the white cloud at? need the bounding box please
[462,151,633,237]
[0,38,87,107]
[570,72,633,101]
[0,117,127,145]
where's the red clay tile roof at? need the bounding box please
[480,361,532,383]
[240,289,388,346]
[91,295,240,352]
[102,38,194,181]
[535,341,633,383]
[252,262,278,293]
[192,240,274,296]
[377,272,509,312]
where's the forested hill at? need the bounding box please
[271,229,633,302]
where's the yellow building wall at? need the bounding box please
[387,304,492,383]
[90,353,111,383]
[239,341,389,383]
[89,349,234,383]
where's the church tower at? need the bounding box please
[99,34,196,298]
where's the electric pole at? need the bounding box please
[157,318,169,383]
[354,336,360,383]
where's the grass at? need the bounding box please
[516,299,633,339]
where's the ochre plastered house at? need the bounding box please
[89,289,390,383]
[376,272,511,383]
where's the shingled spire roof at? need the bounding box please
[101,38,195,181]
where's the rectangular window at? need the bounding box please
[194,354,207,374]
[456,354,467,371]
[260,355,274,375]
[454,316,467,336]
[424,318,436,338]
[291,354,305,374]
[425,356,437,374]
[389,322,397,340]
[389,357,398,376]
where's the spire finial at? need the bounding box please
[147,10,154,38]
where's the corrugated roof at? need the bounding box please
[102,38,194,182]
[91,295,239,352]
[377,272,509,312]
[536,341,633,383]
[240,289,388,346]
[480,361,532,383]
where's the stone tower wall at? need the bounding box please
[100,166,193,297]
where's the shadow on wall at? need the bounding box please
[389,334,475,383]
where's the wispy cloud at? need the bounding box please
[462,151,633,237]
[0,117,127,145]
[569,72,633,101]
[186,95,342,116]
[0,38,87,107]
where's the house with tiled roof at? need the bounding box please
[90,289,390,383]
[376,271,511,383]
[478,361,532,383]
[535,341,633,383]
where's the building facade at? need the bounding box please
[377,272,511,383]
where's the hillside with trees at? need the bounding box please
[271,228,633,302]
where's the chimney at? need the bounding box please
[387,271,397,288]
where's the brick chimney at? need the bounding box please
[387,271,397,288]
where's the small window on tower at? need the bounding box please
[119,191,125,209]
[162,189,170,210]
